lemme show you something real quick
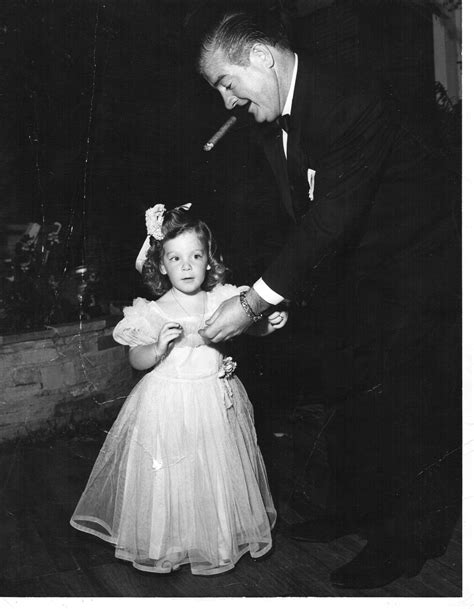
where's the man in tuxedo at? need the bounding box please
[197,6,461,589]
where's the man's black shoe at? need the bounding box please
[289,516,356,543]
[329,539,423,589]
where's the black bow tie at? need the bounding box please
[276,114,291,133]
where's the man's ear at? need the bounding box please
[250,43,274,69]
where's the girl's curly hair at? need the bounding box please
[141,207,227,298]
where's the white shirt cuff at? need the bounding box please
[253,278,284,306]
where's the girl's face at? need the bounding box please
[159,230,209,295]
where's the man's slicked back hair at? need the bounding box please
[198,6,291,73]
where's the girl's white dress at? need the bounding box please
[70,284,276,576]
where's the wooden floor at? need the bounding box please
[0,405,462,599]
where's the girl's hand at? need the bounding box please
[244,309,288,337]
[129,322,183,371]
[157,321,183,352]
[267,310,288,329]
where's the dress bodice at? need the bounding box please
[149,301,223,379]
[113,284,244,380]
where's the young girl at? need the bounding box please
[70,203,288,576]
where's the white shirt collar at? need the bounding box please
[281,53,298,116]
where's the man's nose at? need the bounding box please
[221,89,238,111]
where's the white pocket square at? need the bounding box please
[307,168,316,201]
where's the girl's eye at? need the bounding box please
[194,254,202,259]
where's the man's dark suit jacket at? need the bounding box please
[261,53,456,289]
[255,54,461,524]
[258,52,460,395]
[254,55,461,521]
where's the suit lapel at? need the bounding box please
[286,55,314,217]
[260,54,318,222]
[291,54,330,168]
[262,126,296,222]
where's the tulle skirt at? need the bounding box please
[70,370,276,575]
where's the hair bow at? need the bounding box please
[145,204,166,240]
[135,202,192,273]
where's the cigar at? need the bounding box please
[203,116,237,151]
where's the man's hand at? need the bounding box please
[199,295,253,342]
[199,288,271,343]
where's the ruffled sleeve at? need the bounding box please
[113,297,163,348]
[207,283,248,315]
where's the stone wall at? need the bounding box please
[0,317,135,443]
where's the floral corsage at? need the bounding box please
[218,356,237,379]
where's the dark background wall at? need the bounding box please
[0,0,460,329]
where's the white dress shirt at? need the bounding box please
[253,53,299,306]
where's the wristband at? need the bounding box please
[239,290,264,323]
